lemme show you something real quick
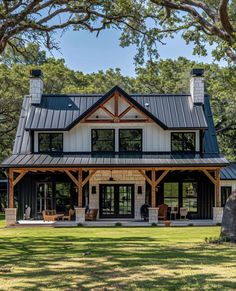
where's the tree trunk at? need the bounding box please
[221,191,236,242]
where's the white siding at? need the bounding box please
[34,123,200,152]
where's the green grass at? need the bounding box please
[0,224,235,290]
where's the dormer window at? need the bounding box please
[38,133,63,153]
[171,132,195,152]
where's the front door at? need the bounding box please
[99,184,134,218]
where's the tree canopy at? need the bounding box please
[0,1,236,63]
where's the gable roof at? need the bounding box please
[25,86,207,131]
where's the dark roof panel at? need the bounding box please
[1,153,228,168]
[25,87,207,131]
[221,163,236,180]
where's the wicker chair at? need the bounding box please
[158,204,168,220]
[180,207,188,220]
[85,209,98,221]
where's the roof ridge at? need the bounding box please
[42,93,191,97]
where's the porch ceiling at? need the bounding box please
[1,153,228,169]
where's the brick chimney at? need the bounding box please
[190,68,204,104]
[29,69,43,104]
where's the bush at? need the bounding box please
[151,223,157,227]
[115,222,122,227]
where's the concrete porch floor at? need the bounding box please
[14,219,217,227]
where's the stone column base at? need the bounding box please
[75,208,85,223]
[213,207,223,223]
[5,208,17,227]
[149,207,159,224]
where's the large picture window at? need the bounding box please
[38,133,63,153]
[171,132,195,152]
[92,129,115,152]
[182,182,198,212]
[119,129,142,152]
[164,182,179,207]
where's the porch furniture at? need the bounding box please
[63,209,75,221]
[85,208,98,221]
[170,207,178,220]
[180,207,188,220]
[158,204,168,220]
[24,206,31,220]
[42,210,64,221]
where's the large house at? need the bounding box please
[1,69,232,225]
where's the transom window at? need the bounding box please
[38,133,63,153]
[92,129,115,152]
[171,132,195,152]
[119,129,142,152]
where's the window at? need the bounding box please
[182,182,198,212]
[92,129,115,152]
[171,132,195,152]
[38,133,63,152]
[164,182,179,207]
[221,186,232,207]
[119,129,142,152]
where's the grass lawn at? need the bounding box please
[0,218,236,291]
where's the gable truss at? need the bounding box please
[82,91,152,123]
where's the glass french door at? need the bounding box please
[99,184,134,218]
[36,183,53,214]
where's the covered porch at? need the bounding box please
[1,152,226,226]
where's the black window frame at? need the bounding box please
[38,133,63,153]
[91,129,115,153]
[221,186,232,207]
[119,128,143,153]
[171,132,196,152]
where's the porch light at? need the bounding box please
[92,186,96,194]
[138,186,142,194]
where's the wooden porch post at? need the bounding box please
[78,169,83,208]
[151,169,156,207]
[215,169,220,207]
[8,168,14,208]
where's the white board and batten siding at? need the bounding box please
[34,122,200,152]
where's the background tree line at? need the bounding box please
[0,43,235,161]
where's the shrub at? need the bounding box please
[115,222,122,227]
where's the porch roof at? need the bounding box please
[0,153,228,168]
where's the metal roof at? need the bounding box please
[0,153,228,168]
[221,163,236,180]
[25,86,207,131]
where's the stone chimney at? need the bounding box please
[29,69,43,104]
[190,68,204,104]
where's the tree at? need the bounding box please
[0,1,236,64]
[118,0,236,64]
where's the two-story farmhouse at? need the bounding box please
[1,69,229,225]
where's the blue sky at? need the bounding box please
[50,28,221,77]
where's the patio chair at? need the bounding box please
[170,206,178,220]
[63,209,75,221]
[180,207,188,220]
[85,208,98,221]
[158,204,168,220]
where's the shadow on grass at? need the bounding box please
[0,234,236,290]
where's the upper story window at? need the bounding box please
[92,129,115,152]
[171,132,195,152]
[38,133,63,153]
[119,129,142,152]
